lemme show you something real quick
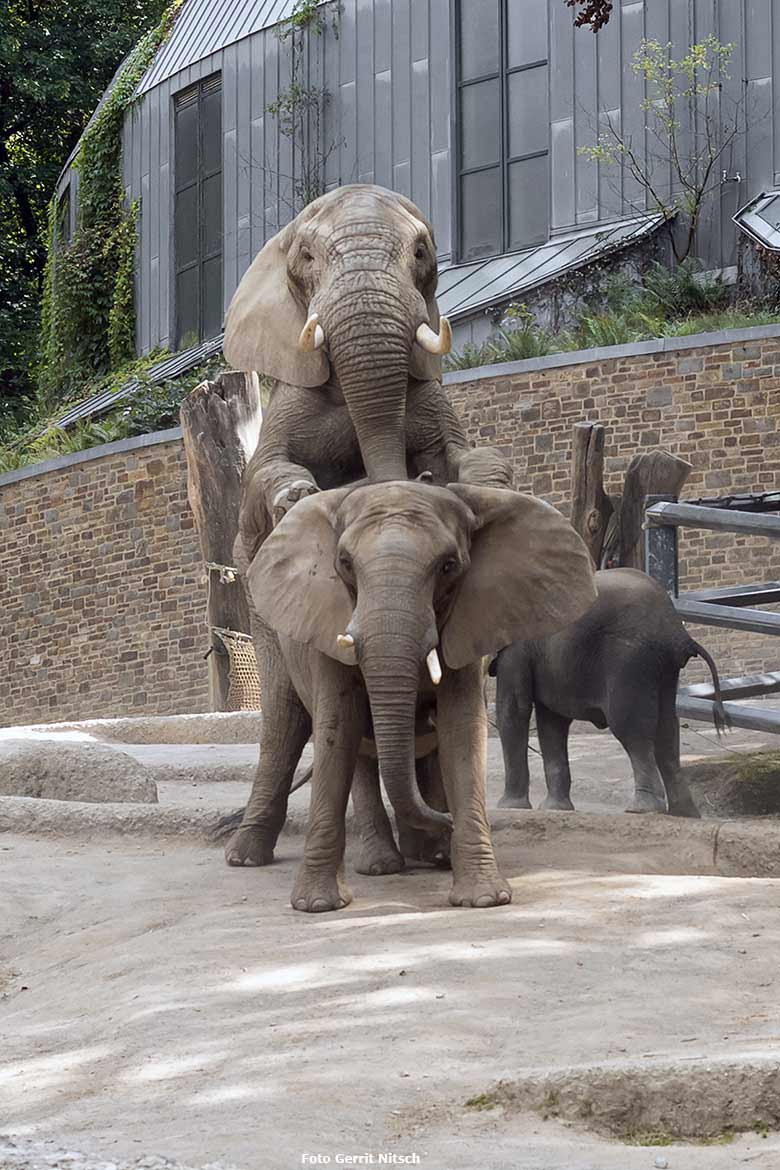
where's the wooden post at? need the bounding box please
[619,450,692,570]
[180,371,263,711]
[570,421,613,567]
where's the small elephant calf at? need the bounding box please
[491,568,727,817]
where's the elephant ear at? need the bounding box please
[441,485,597,670]
[223,213,330,388]
[246,488,355,663]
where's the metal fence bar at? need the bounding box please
[674,599,780,636]
[679,671,780,701]
[683,582,780,606]
[677,695,780,735]
[645,501,780,539]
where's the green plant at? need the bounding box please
[642,258,729,315]
[579,37,746,261]
[265,0,341,211]
[490,302,557,360]
[37,0,184,406]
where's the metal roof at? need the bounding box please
[733,191,780,252]
[437,215,665,322]
[137,0,324,95]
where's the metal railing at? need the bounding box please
[644,495,780,734]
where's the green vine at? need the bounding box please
[266,0,341,212]
[37,0,184,407]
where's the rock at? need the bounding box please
[0,736,158,803]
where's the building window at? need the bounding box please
[56,185,72,247]
[174,73,223,349]
[455,0,549,261]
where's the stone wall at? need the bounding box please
[446,325,780,685]
[1,325,778,728]
[0,430,209,727]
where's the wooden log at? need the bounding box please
[570,421,613,567]
[619,449,692,570]
[180,371,263,711]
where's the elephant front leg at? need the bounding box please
[292,661,366,912]
[437,664,512,908]
[351,755,404,875]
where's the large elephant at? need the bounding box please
[223,183,511,546]
[242,479,596,912]
[222,185,512,868]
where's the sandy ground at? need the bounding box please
[3,717,780,1169]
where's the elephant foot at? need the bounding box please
[449,873,512,908]
[541,794,575,812]
[225,826,276,867]
[625,790,666,815]
[497,793,532,809]
[355,839,405,876]
[272,479,319,524]
[291,868,353,913]
[398,825,451,869]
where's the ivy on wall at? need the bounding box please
[37,0,183,407]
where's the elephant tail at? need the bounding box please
[210,764,313,842]
[688,640,730,736]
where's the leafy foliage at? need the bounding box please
[565,1,613,32]
[445,263,780,372]
[37,0,184,407]
[0,353,226,473]
[0,0,172,410]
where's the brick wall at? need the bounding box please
[446,326,780,685]
[1,327,778,729]
[0,430,209,727]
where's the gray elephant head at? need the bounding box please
[222,185,450,483]
[247,481,596,831]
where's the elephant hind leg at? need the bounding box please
[495,656,533,809]
[535,702,574,811]
[655,679,700,818]
[608,682,667,814]
[352,755,405,875]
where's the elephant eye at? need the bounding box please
[338,552,353,574]
[440,557,458,576]
[300,248,313,263]
[415,244,426,261]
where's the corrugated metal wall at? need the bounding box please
[553,0,779,269]
[119,0,452,355]
[98,0,779,355]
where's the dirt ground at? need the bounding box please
[3,717,780,1169]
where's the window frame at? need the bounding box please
[173,72,223,350]
[453,0,550,262]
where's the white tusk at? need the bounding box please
[336,633,355,651]
[426,648,442,686]
[415,317,452,356]
[298,313,325,352]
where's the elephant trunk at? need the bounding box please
[355,588,450,835]
[320,279,418,482]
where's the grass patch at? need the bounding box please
[735,751,780,785]
[463,1092,501,1111]
[445,259,780,372]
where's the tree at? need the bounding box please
[579,37,746,263]
[0,0,168,421]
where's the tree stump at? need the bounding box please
[570,421,614,567]
[180,371,263,711]
[619,450,692,570]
